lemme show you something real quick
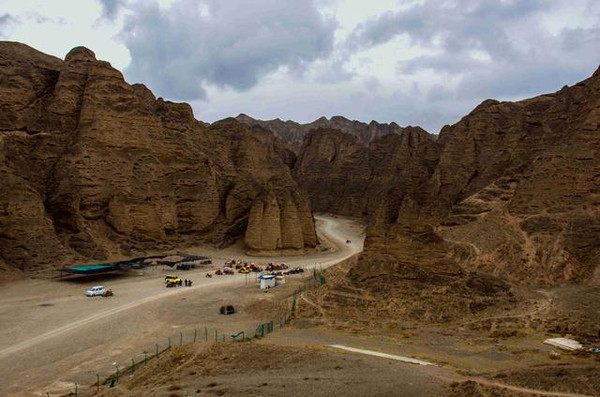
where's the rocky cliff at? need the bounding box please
[2,41,599,334]
[293,126,439,219]
[400,67,600,286]
[296,67,600,332]
[235,113,411,153]
[0,42,316,274]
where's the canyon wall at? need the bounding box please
[2,40,599,317]
[294,67,600,329]
[293,126,439,219]
[0,42,316,274]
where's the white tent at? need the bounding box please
[258,275,276,289]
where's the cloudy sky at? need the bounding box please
[1,0,598,133]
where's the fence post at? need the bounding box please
[180,331,183,346]
[205,326,208,341]
[222,334,225,342]
[74,383,78,397]
[194,328,197,343]
[144,351,147,365]
[215,329,218,342]
[96,374,100,393]
[168,337,171,350]
[155,343,159,356]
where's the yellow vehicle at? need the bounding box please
[164,275,181,284]
[239,267,250,274]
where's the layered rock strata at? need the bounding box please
[293,126,439,220]
[295,67,600,332]
[0,42,316,274]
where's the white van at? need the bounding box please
[86,286,106,297]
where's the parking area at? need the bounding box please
[0,215,365,395]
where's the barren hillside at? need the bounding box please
[0,42,316,274]
[294,67,600,335]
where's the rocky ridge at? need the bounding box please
[0,42,316,274]
[295,67,600,334]
[235,113,421,153]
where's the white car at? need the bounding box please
[86,286,106,297]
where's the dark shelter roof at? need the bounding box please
[60,253,210,275]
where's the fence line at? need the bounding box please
[53,269,326,396]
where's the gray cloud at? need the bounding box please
[0,13,16,38]
[345,0,600,129]
[348,0,545,54]
[98,0,127,20]
[313,59,355,84]
[121,0,336,100]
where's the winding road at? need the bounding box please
[0,215,364,395]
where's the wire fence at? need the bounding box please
[51,269,326,396]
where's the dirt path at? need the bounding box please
[0,215,365,395]
[326,344,592,397]
[328,344,436,366]
[469,377,594,397]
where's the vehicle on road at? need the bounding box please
[220,305,236,315]
[164,275,181,284]
[86,286,106,297]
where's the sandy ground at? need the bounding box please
[99,342,450,397]
[2,214,599,396]
[0,215,364,396]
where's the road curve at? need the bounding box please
[0,215,364,360]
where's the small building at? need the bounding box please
[258,274,276,289]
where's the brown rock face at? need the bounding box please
[245,189,316,251]
[293,126,439,220]
[235,113,409,153]
[0,42,316,274]
[400,68,600,286]
[297,67,600,330]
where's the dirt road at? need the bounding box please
[0,215,364,395]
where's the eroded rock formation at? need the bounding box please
[0,42,316,274]
[295,67,600,332]
[402,68,600,286]
[235,113,411,153]
[293,126,439,220]
[2,41,599,338]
